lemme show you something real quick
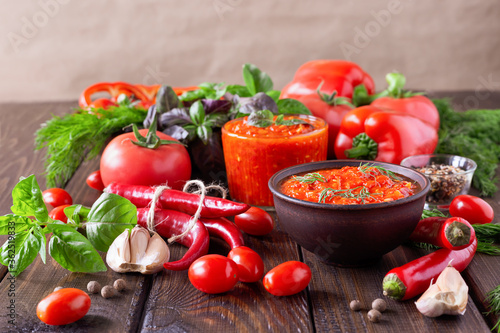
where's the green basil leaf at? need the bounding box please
[0,229,40,277]
[0,214,30,235]
[85,193,137,252]
[179,89,207,102]
[10,175,48,222]
[276,118,309,126]
[226,84,252,97]
[48,223,106,273]
[32,224,46,264]
[196,125,213,145]
[64,204,90,226]
[205,113,229,127]
[277,98,311,115]
[242,64,273,95]
[266,90,281,102]
[189,101,206,126]
[247,110,274,128]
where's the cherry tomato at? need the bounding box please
[263,261,311,296]
[42,188,73,208]
[86,170,105,191]
[227,246,264,283]
[100,129,191,190]
[48,205,71,223]
[234,206,274,236]
[37,288,91,326]
[449,194,494,224]
[188,254,239,294]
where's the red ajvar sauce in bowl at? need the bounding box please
[268,160,430,266]
[222,114,327,206]
[281,165,417,205]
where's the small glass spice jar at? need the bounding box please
[401,154,477,208]
[222,114,328,207]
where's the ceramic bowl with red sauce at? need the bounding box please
[222,114,328,207]
[268,160,430,267]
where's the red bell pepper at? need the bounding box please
[334,105,439,164]
[79,82,198,110]
[280,60,373,158]
[281,60,375,100]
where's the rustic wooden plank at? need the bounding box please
[139,221,313,332]
[0,102,150,332]
[304,245,491,333]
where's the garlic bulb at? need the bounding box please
[415,265,468,317]
[106,226,170,274]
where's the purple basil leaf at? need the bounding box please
[143,105,159,130]
[159,108,192,128]
[201,99,232,115]
[163,125,189,141]
[239,92,278,115]
[189,131,226,179]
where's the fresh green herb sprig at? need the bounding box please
[292,172,327,184]
[485,285,500,333]
[358,163,401,181]
[432,98,500,196]
[35,103,147,188]
[246,110,309,128]
[0,175,137,276]
[319,186,380,204]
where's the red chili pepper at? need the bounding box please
[106,183,250,218]
[382,235,477,300]
[137,208,209,271]
[409,216,475,251]
[200,217,245,249]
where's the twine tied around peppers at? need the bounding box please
[146,180,227,243]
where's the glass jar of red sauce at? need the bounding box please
[222,114,328,206]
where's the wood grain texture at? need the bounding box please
[0,94,499,332]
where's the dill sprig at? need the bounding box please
[292,172,327,184]
[485,285,500,333]
[473,224,500,243]
[432,98,500,196]
[35,105,147,188]
[421,209,447,219]
[358,163,401,181]
[319,186,380,204]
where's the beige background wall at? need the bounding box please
[1,0,499,103]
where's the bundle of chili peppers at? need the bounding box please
[106,183,250,271]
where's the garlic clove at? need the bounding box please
[415,265,468,317]
[106,226,170,275]
[130,227,150,263]
[139,232,170,274]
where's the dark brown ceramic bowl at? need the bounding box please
[268,160,430,267]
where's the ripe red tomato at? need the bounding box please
[36,288,91,326]
[86,170,105,191]
[227,246,264,283]
[263,261,311,296]
[449,194,494,224]
[42,188,73,208]
[234,206,274,236]
[100,129,191,190]
[188,254,239,294]
[48,205,71,223]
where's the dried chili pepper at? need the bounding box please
[383,235,477,300]
[200,217,245,249]
[137,208,209,271]
[106,183,250,218]
[409,216,475,251]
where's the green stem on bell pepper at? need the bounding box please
[344,133,378,160]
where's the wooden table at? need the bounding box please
[0,92,499,332]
